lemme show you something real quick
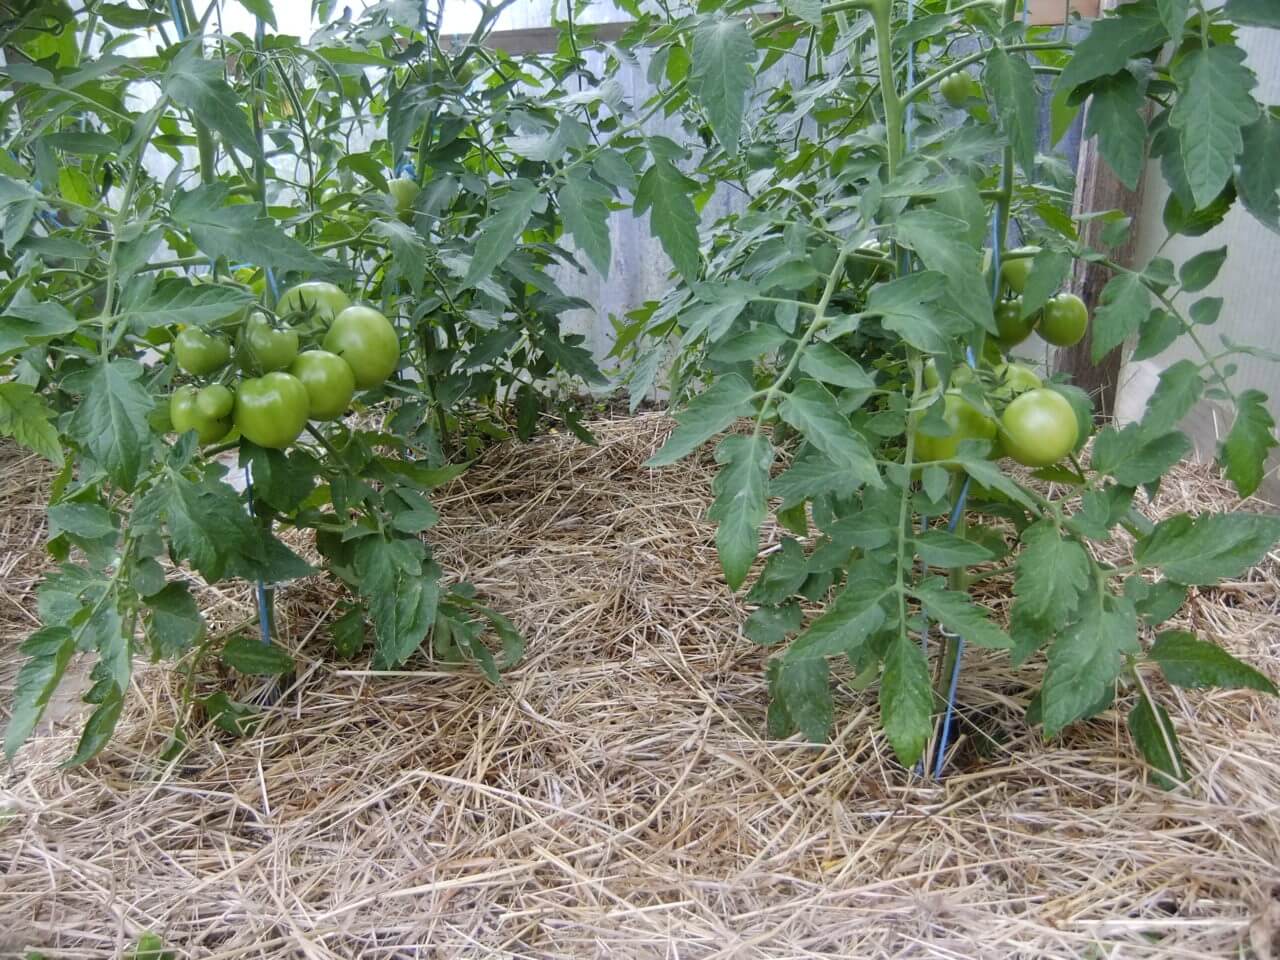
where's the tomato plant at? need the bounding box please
[0,1,627,762]
[621,0,1280,784]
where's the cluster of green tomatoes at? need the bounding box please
[169,281,399,450]
[912,253,1092,471]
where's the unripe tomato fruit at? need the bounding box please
[923,358,976,390]
[240,312,299,373]
[940,72,973,107]
[913,391,997,468]
[387,177,418,221]
[170,385,231,444]
[174,327,231,376]
[277,281,351,324]
[1039,292,1089,347]
[999,388,1079,467]
[234,372,311,449]
[195,383,234,420]
[991,361,1041,401]
[323,305,399,389]
[1000,254,1035,295]
[290,350,356,421]
[994,297,1037,348]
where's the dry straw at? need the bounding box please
[2,416,1278,959]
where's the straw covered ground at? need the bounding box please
[2,415,1279,959]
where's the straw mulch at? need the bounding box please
[2,416,1279,960]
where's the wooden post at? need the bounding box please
[1053,0,1142,418]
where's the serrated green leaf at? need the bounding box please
[707,433,774,589]
[165,43,257,156]
[1132,308,1182,361]
[64,685,124,767]
[986,49,1039,176]
[172,184,334,276]
[865,271,958,353]
[744,602,803,646]
[48,502,115,541]
[1092,424,1191,486]
[635,153,701,280]
[690,16,756,156]
[121,280,253,332]
[0,382,63,465]
[774,655,833,742]
[1128,694,1187,789]
[783,0,822,26]
[329,606,366,659]
[236,0,276,28]
[1219,389,1277,499]
[1091,271,1151,360]
[1169,46,1260,209]
[1157,0,1189,38]
[785,578,888,661]
[1021,249,1073,318]
[1136,512,1280,585]
[1057,4,1169,93]
[880,632,933,766]
[355,538,441,669]
[221,635,294,675]
[769,448,862,508]
[1124,575,1188,626]
[896,210,990,331]
[372,218,426,294]
[66,360,153,491]
[1148,630,1278,693]
[3,627,74,759]
[144,583,205,659]
[1042,591,1137,736]
[778,379,882,487]
[913,578,1011,649]
[1012,521,1091,633]
[1085,71,1147,190]
[1237,112,1280,232]
[1140,359,1203,436]
[647,373,755,466]
[0,298,79,356]
[559,176,613,277]
[463,181,544,287]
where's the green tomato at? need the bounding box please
[999,388,1079,467]
[923,358,976,390]
[991,361,1042,402]
[234,372,311,450]
[913,390,997,468]
[290,349,355,421]
[388,177,418,221]
[174,327,231,376]
[322,305,399,389]
[240,312,299,373]
[1039,292,1089,347]
[277,281,351,324]
[170,385,231,444]
[1000,254,1035,296]
[939,72,974,107]
[195,383,234,420]
[994,297,1037,348]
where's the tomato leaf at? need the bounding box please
[689,15,756,156]
[778,379,882,488]
[1010,521,1090,658]
[880,632,933,765]
[120,279,253,332]
[914,529,996,568]
[635,150,701,280]
[707,433,774,590]
[798,342,875,390]
[3,627,75,759]
[1219,389,1278,499]
[1139,359,1203,437]
[1237,112,1280,232]
[985,48,1039,176]
[1084,70,1147,190]
[785,577,889,661]
[1128,693,1187,790]
[66,359,154,491]
[465,181,546,287]
[221,635,295,675]
[1092,424,1191,486]
[1057,4,1169,93]
[897,209,990,332]
[143,583,205,660]
[164,43,258,157]
[1168,46,1260,209]
[354,537,442,669]
[1091,271,1151,361]
[0,297,79,356]
[1179,246,1228,293]
[1135,512,1280,585]
[913,577,1012,649]
[64,685,125,767]
[1148,630,1278,694]
[559,176,614,277]
[0,382,64,465]
[646,373,755,466]
[773,655,833,742]
[1042,590,1137,736]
